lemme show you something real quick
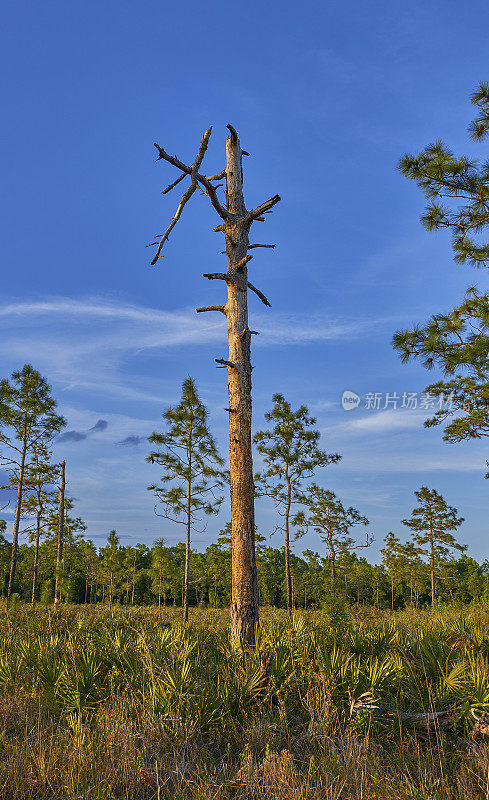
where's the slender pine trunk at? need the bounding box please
[31,507,42,605]
[54,460,66,605]
[430,533,436,608]
[131,549,137,605]
[8,437,27,600]
[183,451,191,623]
[284,476,292,615]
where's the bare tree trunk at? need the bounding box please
[391,575,394,611]
[8,439,27,600]
[31,507,42,605]
[54,460,66,605]
[149,125,279,648]
[224,129,259,648]
[330,552,336,588]
[284,476,292,615]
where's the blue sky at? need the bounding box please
[2,0,489,560]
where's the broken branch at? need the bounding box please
[162,172,187,195]
[203,272,232,283]
[236,254,253,271]
[154,128,228,222]
[247,281,271,307]
[248,194,281,222]
[151,130,213,265]
[196,305,226,314]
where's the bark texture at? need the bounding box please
[224,129,259,647]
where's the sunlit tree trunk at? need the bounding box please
[224,130,259,647]
[8,437,26,600]
[31,505,42,605]
[149,125,279,648]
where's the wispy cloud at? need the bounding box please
[0,296,388,404]
[342,409,428,434]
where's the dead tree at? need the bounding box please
[148,125,280,646]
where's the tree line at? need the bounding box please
[2,522,487,611]
[0,365,473,613]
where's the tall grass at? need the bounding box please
[0,603,489,798]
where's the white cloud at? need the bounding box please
[342,409,428,434]
[0,296,386,403]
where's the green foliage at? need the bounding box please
[398,82,489,269]
[40,579,54,605]
[294,484,371,587]
[394,85,489,450]
[402,487,465,607]
[254,393,340,525]
[147,377,225,527]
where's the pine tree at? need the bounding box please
[402,487,465,607]
[147,377,225,622]
[254,394,340,614]
[381,532,407,611]
[293,485,371,589]
[21,446,59,604]
[0,365,65,600]
[149,538,167,617]
[99,529,123,611]
[393,84,489,453]
[44,497,86,604]
[398,83,489,268]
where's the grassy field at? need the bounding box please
[1,604,489,799]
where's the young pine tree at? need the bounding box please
[147,377,225,623]
[44,497,86,604]
[402,487,465,607]
[22,447,59,604]
[293,485,371,589]
[254,394,340,615]
[150,538,167,617]
[99,529,123,611]
[0,365,65,600]
[381,532,407,611]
